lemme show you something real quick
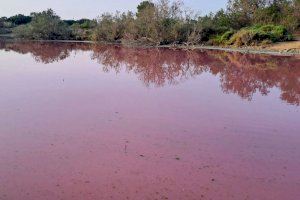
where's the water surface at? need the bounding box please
[0,41,299,200]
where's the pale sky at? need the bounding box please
[0,0,227,19]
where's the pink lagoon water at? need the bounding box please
[0,41,299,200]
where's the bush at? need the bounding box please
[0,28,12,34]
[70,24,94,40]
[228,25,292,46]
[93,13,135,43]
[13,25,31,38]
[228,29,252,46]
[212,30,235,45]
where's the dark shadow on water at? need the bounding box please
[1,40,299,106]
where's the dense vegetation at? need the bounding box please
[0,0,299,46]
[0,10,96,40]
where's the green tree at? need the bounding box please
[213,10,230,28]
[93,12,136,42]
[252,0,299,31]
[14,9,71,40]
[0,18,4,28]
[294,0,300,29]
[227,0,267,28]
[8,14,32,25]
[135,1,160,43]
[93,13,116,42]
[137,1,155,16]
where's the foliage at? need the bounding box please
[253,0,299,31]
[13,9,71,40]
[7,14,32,25]
[0,17,13,35]
[213,9,232,30]
[0,18,4,28]
[92,0,297,46]
[93,12,135,42]
[63,19,97,40]
[226,0,267,28]
[212,30,235,45]
[94,0,192,45]
[228,25,292,46]
[64,19,96,29]
[137,1,155,16]
[12,25,28,37]
[2,0,299,46]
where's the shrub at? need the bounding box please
[252,25,292,42]
[93,14,116,42]
[70,23,94,40]
[228,25,292,46]
[212,30,235,45]
[0,28,12,34]
[228,29,253,46]
[222,30,235,40]
[13,25,31,38]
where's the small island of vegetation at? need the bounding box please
[0,0,299,52]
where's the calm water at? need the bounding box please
[0,41,299,200]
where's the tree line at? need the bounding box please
[1,0,299,46]
[0,11,97,40]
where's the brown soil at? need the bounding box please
[267,41,300,53]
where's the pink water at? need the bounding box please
[0,41,299,200]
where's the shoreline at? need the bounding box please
[1,37,300,57]
[160,44,300,56]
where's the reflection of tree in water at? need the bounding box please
[207,52,300,105]
[91,45,300,105]
[0,40,92,64]
[91,46,206,87]
[0,40,299,105]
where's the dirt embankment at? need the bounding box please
[267,41,300,53]
[267,32,300,53]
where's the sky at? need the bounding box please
[0,0,227,19]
